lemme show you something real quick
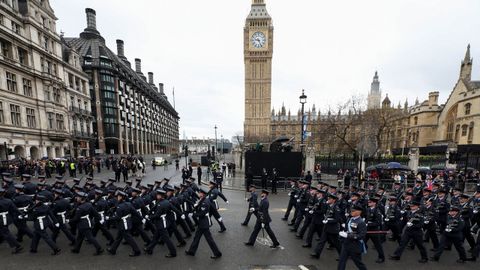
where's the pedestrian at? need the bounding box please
[185,188,222,259]
[271,168,278,194]
[244,189,280,248]
[261,168,268,189]
[197,166,202,185]
[241,185,258,226]
[337,205,367,270]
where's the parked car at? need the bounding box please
[152,157,165,166]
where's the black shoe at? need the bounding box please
[456,259,465,264]
[12,246,23,254]
[29,249,37,253]
[106,240,114,246]
[218,229,226,233]
[107,248,116,255]
[430,257,439,261]
[177,242,186,247]
[295,235,303,239]
[144,248,152,255]
[94,249,104,256]
[389,255,400,260]
[241,223,248,226]
[281,217,288,221]
[165,253,176,258]
[288,223,295,226]
[310,253,320,259]
[211,254,222,259]
[302,244,311,248]
[376,258,385,263]
[418,258,428,263]
[70,249,80,254]
[52,248,61,256]
[270,244,279,249]
[244,242,254,246]
[290,228,297,232]
[466,257,477,261]
[185,250,195,256]
[445,247,451,251]
[129,252,141,257]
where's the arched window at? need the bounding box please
[461,125,468,136]
[465,103,472,115]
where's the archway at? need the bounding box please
[14,145,25,158]
[46,147,53,158]
[30,146,39,160]
[55,147,61,158]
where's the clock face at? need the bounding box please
[251,32,266,48]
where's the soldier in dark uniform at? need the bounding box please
[50,189,75,245]
[384,196,402,242]
[70,191,104,255]
[107,191,142,257]
[21,174,36,195]
[297,187,318,239]
[207,181,228,233]
[241,185,259,226]
[338,205,367,270]
[12,184,33,242]
[431,206,467,263]
[423,197,439,251]
[292,180,310,232]
[130,187,151,245]
[185,188,222,259]
[459,194,476,250]
[303,189,326,248]
[144,189,177,257]
[282,179,299,223]
[390,201,428,263]
[310,194,342,259]
[244,189,280,248]
[467,186,480,261]
[165,185,188,246]
[435,189,450,232]
[27,195,61,255]
[92,189,114,246]
[365,197,385,263]
[2,178,16,199]
[0,187,23,254]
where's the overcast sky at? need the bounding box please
[51,0,480,140]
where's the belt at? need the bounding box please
[98,211,105,224]
[161,214,167,228]
[37,215,47,230]
[173,211,177,221]
[0,211,8,226]
[121,214,131,230]
[213,199,219,210]
[57,211,66,224]
[136,209,142,216]
[81,214,92,228]
[183,202,188,211]
[206,213,212,226]
[18,206,28,212]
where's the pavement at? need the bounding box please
[1,165,478,270]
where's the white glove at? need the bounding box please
[181,214,186,220]
[341,223,345,228]
[99,220,105,225]
[305,208,309,211]
[245,198,248,201]
[294,195,298,198]
[339,231,348,238]
[309,210,314,214]
[66,219,70,223]
[288,192,292,196]
[226,201,229,204]
[105,216,110,221]
[249,208,255,213]
[384,218,390,222]
[261,223,265,228]
[322,220,328,224]
[18,215,24,220]
[55,223,60,228]
[424,221,429,224]
[142,219,146,224]
[145,215,149,220]
[297,199,301,203]
[407,222,413,227]
[188,213,194,218]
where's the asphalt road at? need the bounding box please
[1,167,478,270]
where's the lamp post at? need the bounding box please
[299,89,307,154]
[214,125,218,160]
[221,135,224,161]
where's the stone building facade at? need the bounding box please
[65,8,179,156]
[0,0,90,159]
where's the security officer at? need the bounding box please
[310,193,342,259]
[27,195,61,255]
[0,187,23,254]
[185,188,222,259]
[144,189,177,257]
[70,191,104,255]
[241,185,259,226]
[431,206,467,263]
[338,205,367,270]
[365,197,385,263]
[50,189,76,245]
[244,189,280,248]
[107,191,142,257]
[390,201,428,263]
[207,181,228,233]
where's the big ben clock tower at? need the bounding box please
[244,0,274,145]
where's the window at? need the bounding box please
[414,116,418,125]
[0,101,3,124]
[56,114,64,130]
[462,125,468,136]
[0,38,12,58]
[465,103,471,115]
[53,87,61,103]
[18,47,28,65]
[0,13,4,26]
[44,86,51,101]
[22,78,32,96]
[11,21,20,34]
[468,122,474,142]
[43,36,49,50]
[10,104,21,126]
[26,108,36,128]
[47,112,54,129]
[6,71,17,92]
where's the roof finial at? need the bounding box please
[464,44,471,63]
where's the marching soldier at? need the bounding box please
[282,179,299,223]
[185,188,222,259]
[384,196,402,242]
[130,187,152,245]
[0,188,23,254]
[435,189,450,232]
[12,184,33,242]
[244,189,280,248]
[241,185,259,226]
[337,205,367,270]
[92,189,114,246]
[310,194,342,259]
[297,187,318,239]
[292,180,310,232]
[431,206,467,263]
[27,195,61,255]
[303,189,326,248]
[459,194,476,250]
[365,197,385,263]
[165,185,188,246]
[50,189,76,245]
[207,181,228,233]
[423,197,439,251]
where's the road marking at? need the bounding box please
[299,265,309,270]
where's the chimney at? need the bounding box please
[85,8,97,30]
[428,91,439,107]
[134,58,142,73]
[116,39,125,57]
[148,72,154,85]
[159,83,164,95]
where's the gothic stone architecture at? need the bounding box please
[65,9,179,156]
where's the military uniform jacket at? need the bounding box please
[51,197,72,224]
[131,196,147,223]
[0,197,19,226]
[312,198,326,225]
[71,202,101,230]
[193,199,212,229]
[13,193,33,214]
[445,214,465,238]
[341,216,367,254]
[247,192,259,210]
[93,197,109,224]
[150,199,175,229]
[460,202,473,228]
[404,210,424,232]
[28,203,57,231]
[323,203,342,233]
[111,201,142,231]
[384,204,401,223]
[423,205,438,226]
[207,188,227,209]
[257,197,272,224]
[167,196,183,223]
[366,206,383,230]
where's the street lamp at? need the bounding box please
[221,135,224,160]
[214,125,218,160]
[299,89,307,154]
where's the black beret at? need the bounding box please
[261,189,269,195]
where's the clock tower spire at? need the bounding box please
[244,0,274,145]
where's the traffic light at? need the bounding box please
[184,145,188,157]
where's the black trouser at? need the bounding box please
[283,198,296,219]
[385,221,401,242]
[314,231,341,256]
[242,210,256,225]
[365,233,385,260]
[92,222,114,243]
[337,244,367,270]
[209,209,226,231]
[0,226,20,248]
[187,227,222,256]
[272,180,277,194]
[73,228,102,252]
[298,214,312,238]
[14,219,33,241]
[434,234,467,260]
[146,226,176,255]
[51,223,76,243]
[122,173,128,182]
[198,175,202,185]
[293,208,306,231]
[110,229,140,254]
[261,179,267,189]
[423,222,439,249]
[247,221,279,246]
[305,223,323,246]
[168,224,185,244]
[393,229,428,259]
[115,173,121,182]
[131,221,152,244]
[463,225,476,249]
[177,218,192,237]
[31,229,58,252]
